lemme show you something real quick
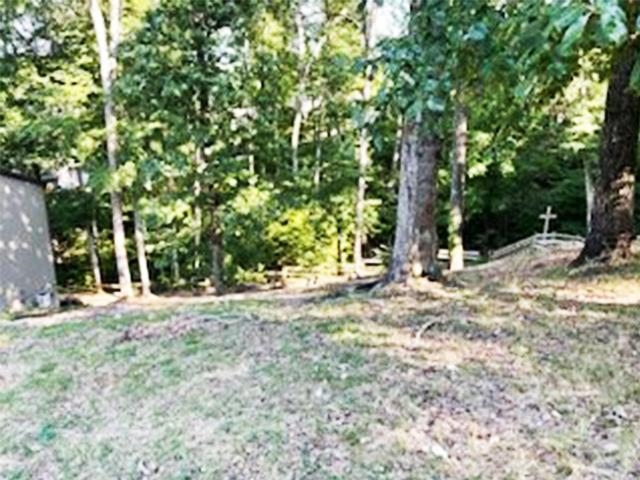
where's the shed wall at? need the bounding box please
[0,174,57,310]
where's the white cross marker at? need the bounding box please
[539,206,557,239]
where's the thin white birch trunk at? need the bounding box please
[291,1,307,174]
[90,0,133,298]
[89,218,103,292]
[134,208,151,296]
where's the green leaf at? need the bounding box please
[465,22,488,42]
[426,96,445,113]
[559,13,591,55]
[597,1,628,45]
[552,5,585,31]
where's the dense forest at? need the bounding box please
[2,0,639,294]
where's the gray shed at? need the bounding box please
[0,170,57,311]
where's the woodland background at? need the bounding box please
[1,0,638,292]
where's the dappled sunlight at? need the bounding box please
[554,276,640,305]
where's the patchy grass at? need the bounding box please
[1,273,640,479]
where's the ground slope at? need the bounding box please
[1,267,639,479]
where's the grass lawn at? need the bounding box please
[1,264,640,479]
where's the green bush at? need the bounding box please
[266,204,337,268]
[223,186,339,280]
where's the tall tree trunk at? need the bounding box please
[76,169,103,291]
[337,223,345,276]
[575,47,640,264]
[88,218,103,292]
[208,209,224,293]
[193,18,212,277]
[193,146,204,273]
[388,122,420,283]
[133,207,151,296]
[415,134,441,277]
[171,242,181,286]
[387,0,443,284]
[390,114,403,181]
[90,0,133,298]
[291,0,306,174]
[292,107,303,174]
[353,0,375,278]
[313,115,323,189]
[449,104,468,272]
[584,157,595,234]
[353,113,371,277]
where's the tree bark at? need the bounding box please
[171,242,181,286]
[388,121,420,283]
[88,218,103,292]
[313,117,323,189]
[386,0,443,284]
[90,0,133,298]
[134,208,151,296]
[208,210,224,293]
[449,104,468,272]
[387,118,442,283]
[390,114,403,183]
[415,133,441,277]
[574,47,640,264]
[292,107,303,174]
[353,0,375,278]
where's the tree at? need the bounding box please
[415,131,441,277]
[77,170,104,291]
[449,104,467,271]
[0,1,96,174]
[291,0,307,175]
[388,121,420,282]
[507,0,640,264]
[382,0,450,282]
[353,0,376,277]
[579,45,639,262]
[133,207,151,296]
[118,0,260,290]
[89,0,133,297]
